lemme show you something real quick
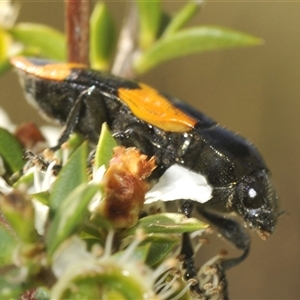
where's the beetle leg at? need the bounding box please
[178,200,204,294]
[198,208,250,270]
[113,126,156,156]
[51,90,87,151]
[52,86,106,151]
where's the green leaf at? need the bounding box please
[0,127,25,174]
[49,142,88,213]
[123,213,208,237]
[136,0,162,49]
[134,26,263,74]
[13,170,34,188]
[95,123,117,169]
[65,133,85,156]
[87,213,113,237]
[8,23,66,61]
[46,184,98,257]
[0,224,18,266]
[162,1,202,37]
[0,191,39,244]
[32,191,50,206]
[0,275,23,299]
[90,2,116,70]
[117,243,150,264]
[133,244,151,264]
[157,11,171,38]
[142,235,178,266]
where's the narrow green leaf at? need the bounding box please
[163,1,202,37]
[157,11,171,38]
[90,2,116,70]
[64,133,85,157]
[0,191,39,244]
[135,26,263,74]
[8,23,66,60]
[32,191,50,206]
[13,170,34,188]
[95,123,117,169]
[142,235,178,266]
[49,142,88,213]
[0,127,25,174]
[136,0,162,49]
[123,213,208,237]
[0,224,18,266]
[46,184,98,257]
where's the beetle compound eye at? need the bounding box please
[235,170,278,234]
[238,170,269,210]
[241,183,265,209]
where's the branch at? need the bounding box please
[65,0,90,65]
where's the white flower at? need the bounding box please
[0,175,13,194]
[88,165,105,212]
[145,164,213,204]
[51,233,157,299]
[51,231,188,299]
[31,160,57,235]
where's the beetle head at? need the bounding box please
[235,169,278,236]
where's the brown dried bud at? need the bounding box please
[15,122,47,152]
[97,146,156,228]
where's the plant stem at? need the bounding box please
[65,0,90,65]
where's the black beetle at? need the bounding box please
[11,56,279,296]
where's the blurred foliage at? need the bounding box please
[0,0,262,77]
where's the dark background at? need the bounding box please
[1,1,299,299]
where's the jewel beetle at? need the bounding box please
[11,56,279,294]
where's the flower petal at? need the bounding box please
[145,164,212,204]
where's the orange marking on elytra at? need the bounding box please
[10,57,86,81]
[118,83,197,132]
